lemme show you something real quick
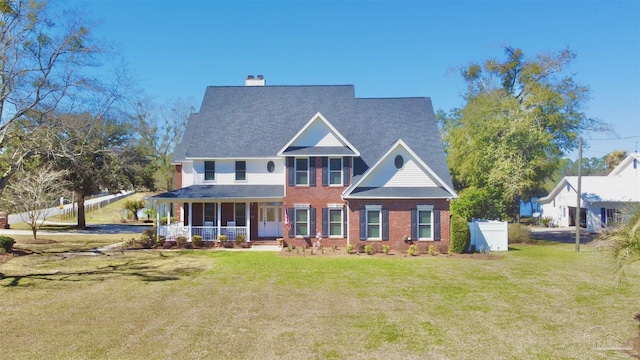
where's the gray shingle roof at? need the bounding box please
[150,185,284,201]
[174,85,453,189]
[345,187,453,199]
[281,146,356,156]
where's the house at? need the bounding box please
[149,76,458,249]
[538,153,640,232]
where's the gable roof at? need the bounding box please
[173,85,454,190]
[540,153,640,205]
[277,112,360,157]
[608,153,640,176]
[539,175,640,204]
[343,139,457,199]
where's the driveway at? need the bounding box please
[0,223,150,236]
[530,226,596,244]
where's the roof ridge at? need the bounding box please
[205,84,355,89]
[356,96,430,100]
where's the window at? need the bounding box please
[329,157,342,185]
[267,161,275,173]
[235,161,246,181]
[204,161,215,181]
[295,158,309,185]
[329,208,343,237]
[295,208,309,236]
[366,209,381,239]
[359,206,388,241]
[235,203,246,226]
[394,155,404,169]
[418,209,432,239]
[287,206,316,238]
[204,203,216,224]
[412,206,440,241]
[322,206,345,238]
[606,208,622,227]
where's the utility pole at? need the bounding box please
[575,137,582,252]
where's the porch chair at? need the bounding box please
[203,221,214,240]
[226,221,236,241]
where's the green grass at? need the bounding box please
[9,233,136,253]
[1,243,639,359]
[40,192,153,225]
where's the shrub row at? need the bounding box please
[342,241,450,255]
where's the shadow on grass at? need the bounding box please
[18,223,150,235]
[0,256,205,287]
[37,224,79,232]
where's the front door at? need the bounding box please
[258,204,283,237]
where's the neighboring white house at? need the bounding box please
[538,153,640,232]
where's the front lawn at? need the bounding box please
[0,243,638,359]
[4,233,138,255]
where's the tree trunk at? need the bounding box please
[513,195,521,223]
[31,223,38,240]
[77,194,86,229]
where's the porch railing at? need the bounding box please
[158,225,248,242]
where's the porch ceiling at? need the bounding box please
[149,185,284,202]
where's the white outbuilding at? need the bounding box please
[538,153,640,232]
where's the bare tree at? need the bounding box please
[136,98,193,191]
[0,0,103,195]
[3,166,68,239]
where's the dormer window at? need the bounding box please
[235,161,246,181]
[204,161,215,181]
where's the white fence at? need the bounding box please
[58,191,134,220]
[469,220,508,252]
[7,191,135,225]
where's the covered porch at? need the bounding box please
[149,185,285,243]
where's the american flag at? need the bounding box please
[284,209,291,231]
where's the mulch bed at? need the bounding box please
[278,247,503,259]
[0,248,35,266]
[0,239,56,266]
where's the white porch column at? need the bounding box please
[217,202,222,240]
[246,201,251,242]
[154,200,159,242]
[188,202,193,240]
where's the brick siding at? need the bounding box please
[282,157,451,251]
[347,199,450,251]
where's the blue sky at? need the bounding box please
[76,0,640,160]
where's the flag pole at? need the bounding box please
[575,137,582,252]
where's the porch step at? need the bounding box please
[252,240,280,246]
